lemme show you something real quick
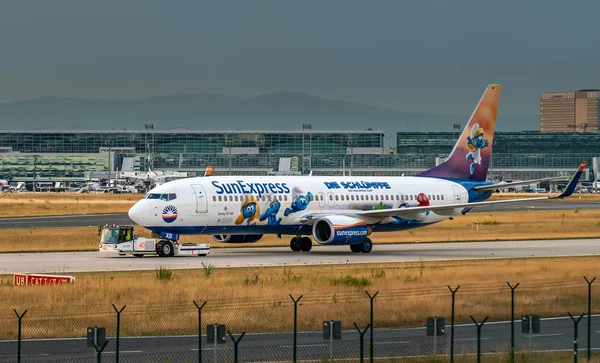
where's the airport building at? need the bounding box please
[1,128,599,183]
[540,90,600,132]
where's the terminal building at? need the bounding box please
[1,127,599,183]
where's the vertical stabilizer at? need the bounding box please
[418,84,501,181]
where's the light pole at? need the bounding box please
[225,140,233,175]
[348,139,357,176]
[105,141,112,187]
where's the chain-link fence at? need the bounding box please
[2,276,600,362]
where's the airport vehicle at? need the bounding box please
[98,224,210,257]
[128,84,586,254]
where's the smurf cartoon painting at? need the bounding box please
[235,196,260,225]
[466,123,489,175]
[284,189,313,217]
[259,198,282,225]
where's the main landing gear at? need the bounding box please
[350,238,373,254]
[290,236,312,252]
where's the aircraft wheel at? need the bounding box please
[290,237,301,252]
[360,238,373,254]
[350,244,362,253]
[299,237,312,252]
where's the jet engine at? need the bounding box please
[312,215,370,245]
[212,234,263,243]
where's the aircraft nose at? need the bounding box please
[128,200,148,225]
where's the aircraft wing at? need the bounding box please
[356,161,586,219]
[473,176,569,192]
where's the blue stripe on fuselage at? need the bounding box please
[144,223,434,236]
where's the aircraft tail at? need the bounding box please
[418,84,501,182]
[204,165,213,177]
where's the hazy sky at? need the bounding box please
[1,0,599,116]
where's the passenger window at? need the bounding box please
[335,195,338,201]
[329,195,333,201]
[284,195,288,201]
[212,196,216,202]
[218,196,222,202]
[442,195,444,200]
[235,195,238,201]
[230,196,234,201]
[410,195,413,200]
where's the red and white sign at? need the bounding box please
[13,273,75,286]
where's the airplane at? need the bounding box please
[118,167,189,184]
[128,84,586,254]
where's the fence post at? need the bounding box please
[13,309,27,363]
[469,315,489,363]
[227,330,246,363]
[289,294,303,363]
[93,340,110,363]
[193,300,207,363]
[112,304,126,363]
[569,312,586,363]
[354,323,371,363]
[584,277,596,361]
[365,290,379,363]
[447,285,460,363]
[507,282,519,362]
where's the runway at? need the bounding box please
[0,200,597,229]
[0,238,598,274]
[0,314,597,362]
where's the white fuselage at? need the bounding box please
[128,176,470,237]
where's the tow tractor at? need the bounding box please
[98,224,210,257]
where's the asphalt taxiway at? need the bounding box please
[0,200,597,229]
[0,238,598,275]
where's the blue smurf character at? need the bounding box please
[391,202,421,224]
[259,199,282,225]
[466,123,489,175]
[284,192,313,216]
[235,196,260,226]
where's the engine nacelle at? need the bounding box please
[212,234,263,243]
[312,215,370,245]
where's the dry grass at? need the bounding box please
[1,209,599,253]
[0,193,141,217]
[0,256,599,340]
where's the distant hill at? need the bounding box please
[0,92,537,135]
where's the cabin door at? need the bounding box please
[191,184,208,213]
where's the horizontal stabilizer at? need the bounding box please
[473,176,569,192]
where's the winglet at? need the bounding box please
[204,165,213,177]
[553,161,587,199]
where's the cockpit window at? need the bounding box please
[146,193,177,201]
